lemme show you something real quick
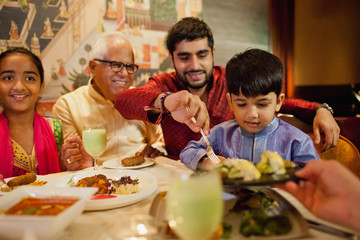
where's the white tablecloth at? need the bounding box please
[31,157,356,240]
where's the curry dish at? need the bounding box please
[4,196,79,216]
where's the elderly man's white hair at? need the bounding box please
[90,32,133,60]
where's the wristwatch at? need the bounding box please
[314,103,334,115]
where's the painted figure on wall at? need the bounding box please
[0,41,7,53]
[9,20,20,41]
[73,24,80,40]
[57,59,67,76]
[18,0,30,12]
[106,0,116,19]
[43,17,55,37]
[51,64,59,81]
[59,0,68,19]
[31,33,41,56]
[97,19,105,33]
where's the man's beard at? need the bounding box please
[174,66,214,90]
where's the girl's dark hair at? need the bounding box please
[0,47,44,84]
[166,17,214,56]
[225,49,284,97]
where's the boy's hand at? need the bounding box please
[200,156,225,170]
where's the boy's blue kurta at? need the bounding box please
[180,117,320,170]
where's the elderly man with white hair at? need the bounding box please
[53,32,165,171]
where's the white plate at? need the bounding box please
[0,175,49,195]
[103,156,155,170]
[46,169,158,211]
[0,186,97,240]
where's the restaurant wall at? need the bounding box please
[294,0,360,86]
[203,0,268,66]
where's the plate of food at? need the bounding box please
[103,155,155,170]
[222,187,309,239]
[46,169,158,210]
[0,186,97,240]
[218,151,303,191]
[0,173,49,195]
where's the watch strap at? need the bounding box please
[315,103,334,115]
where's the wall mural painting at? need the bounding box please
[0,0,203,115]
[0,0,68,53]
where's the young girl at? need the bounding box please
[0,48,61,178]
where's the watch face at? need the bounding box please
[323,103,334,114]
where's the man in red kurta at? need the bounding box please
[115,17,339,159]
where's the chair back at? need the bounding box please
[335,117,360,152]
[308,133,360,177]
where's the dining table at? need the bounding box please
[20,156,357,240]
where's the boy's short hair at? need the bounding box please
[166,17,214,56]
[225,49,284,97]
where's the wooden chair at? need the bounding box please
[308,133,360,177]
[334,117,360,152]
[277,114,360,177]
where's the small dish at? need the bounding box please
[103,156,155,170]
[0,186,97,240]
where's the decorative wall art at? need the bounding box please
[0,0,268,115]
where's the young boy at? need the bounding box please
[180,49,320,170]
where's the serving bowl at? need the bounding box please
[0,186,97,240]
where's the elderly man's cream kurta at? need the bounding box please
[52,80,165,164]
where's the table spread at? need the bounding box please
[17,157,357,240]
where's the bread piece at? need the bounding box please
[122,156,145,167]
[7,173,37,187]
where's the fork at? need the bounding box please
[189,116,222,165]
